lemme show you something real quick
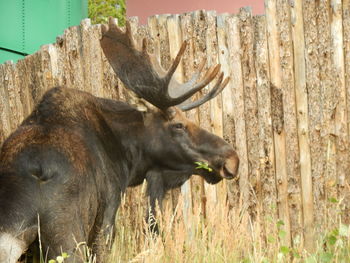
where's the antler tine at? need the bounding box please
[179,74,230,111]
[167,64,221,106]
[165,41,188,82]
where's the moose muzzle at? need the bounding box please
[220,153,239,179]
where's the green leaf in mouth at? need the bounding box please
[194,161,213,172]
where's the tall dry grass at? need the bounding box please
[44,181,349,263]
[105,183,350,263]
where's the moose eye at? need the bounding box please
[173,123,185,130]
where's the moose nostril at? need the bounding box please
[223,156,239,178]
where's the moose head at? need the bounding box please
[101,18,239,184]
[100,18,239,213]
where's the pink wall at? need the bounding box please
[127,0,265,24]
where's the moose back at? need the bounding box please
[0,18,239,262]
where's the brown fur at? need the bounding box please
[0,125,91,174]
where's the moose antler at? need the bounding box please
[179,72,230,111]
[100,18,230,111]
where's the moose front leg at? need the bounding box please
[145,170,165,234]
[145,169,192,234]
[92,195,121,262]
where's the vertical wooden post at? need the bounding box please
[80,19,93,95]
[2,62,24,131]
[15,58,35,117]
[290,0,315,252]
[265,0,291,247]
[253,14,278,246]
[0,65,12,144]
[225,15,249,213]
[205,10,221,207]
[238,7,260,218]
[217,14,241,209]
[303,0,325,232]
[157,14,171,70]
[216,14,232,143]
[316,0,338,228]
[342,0,350,224]
[276,0,304,248]
[85,23,104,97]
[148,15,160,56]
[62,26,85,91]
[330,0,349,221]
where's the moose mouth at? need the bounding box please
[195,158,238,183]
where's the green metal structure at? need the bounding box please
[0,0,88,64]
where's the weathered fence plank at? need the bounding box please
[87,24,105,97]
[276,0,303,248]
[2,62,24,131]
[80,19,93,95]
[290,0,315,251]
[316,0,339,228]
[158,15,172,70]
[15,58,34,117]
[239,7,260,218]
[62,26,85,91]
[330,0,350,227]
[217,14,241,210]
[0,64,12,144]
[225,15,250,212]
[342,0,350,224]
[303,0,325,234]
[253,14,277,247]
[265,0,291,247]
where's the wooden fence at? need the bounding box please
[1,0,350,252]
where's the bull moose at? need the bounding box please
[0,18,239,262]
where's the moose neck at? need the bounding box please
[96,97,151,188]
